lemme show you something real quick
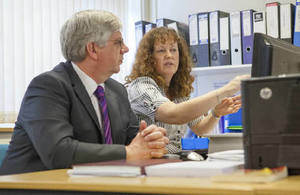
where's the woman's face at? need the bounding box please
[153,39,179,83]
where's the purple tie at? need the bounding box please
[94,86,113,144]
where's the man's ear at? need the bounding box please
[86,42,98,60]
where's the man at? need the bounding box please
[0,10,168,175]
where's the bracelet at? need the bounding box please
[211,109,220,119]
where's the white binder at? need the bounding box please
[230,11,243,65]
[280,3,295,43]
[253,11,266,34]
[266,2,280,39]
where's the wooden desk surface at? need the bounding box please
[0,123,14,133]
[0,128,13,133]
[0,169,254,195]
[254,176,300,195]
[0,169,300,195]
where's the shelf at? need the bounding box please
[192,64,251,76]
[204,133,242,138]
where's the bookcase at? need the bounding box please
[152,0,295,133]
[154,0,296,24]
[151,0,296,152]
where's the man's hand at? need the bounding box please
[125,121,169,161]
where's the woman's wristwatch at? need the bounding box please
[211,109,220,119]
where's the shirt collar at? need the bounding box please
[71,62,105,97]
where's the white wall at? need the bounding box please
[155,0,297,24]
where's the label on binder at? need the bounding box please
[220,17,229,50]
[210,12,218,43]
[189,14,198,45]
[199,14,209,44]
[231,12,240,37]
[243,11,251,37]
[280,4,291,39]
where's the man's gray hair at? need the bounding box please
[60,10,122,62]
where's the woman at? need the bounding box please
[126,27,249,153]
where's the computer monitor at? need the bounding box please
[242,74,300,175]
[251,33,300,77]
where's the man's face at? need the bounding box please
[96,31,129,75]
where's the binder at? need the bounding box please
[280,3,295,43]
[230,11,243,65]
[189,12,210,67]
[135,20,151,47]
[167,21,190,46]
[241,9,255,64]
[145,23,156,33]
[156,18,175,27]
[253,11,266,34]
[198,12,210,66]
[189,13,201,67]
[188,13,199,47]
[294,0,300,47]
[209,11,230,66]
[224,109,243,133]
[266,2,280,39]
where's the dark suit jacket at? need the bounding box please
[0,61,138,175]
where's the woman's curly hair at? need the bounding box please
[125,27,194,100]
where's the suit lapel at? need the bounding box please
[63,62,102,133]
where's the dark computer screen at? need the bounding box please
[251,33,300,77]
[242,74,300,175]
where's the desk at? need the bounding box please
[0,123,14,133]
[254,176,300,195]
[0,169,300,195]
[0,169,253,195]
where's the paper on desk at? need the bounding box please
[67,159,181,177]
[67,169,140,177]
[145,160,243,177]
[207,150,244,161]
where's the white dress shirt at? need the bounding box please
[72,62,104,129]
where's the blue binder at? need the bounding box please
[293,1,300,47]
[241,9,255,64]
[224,109,243,133]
